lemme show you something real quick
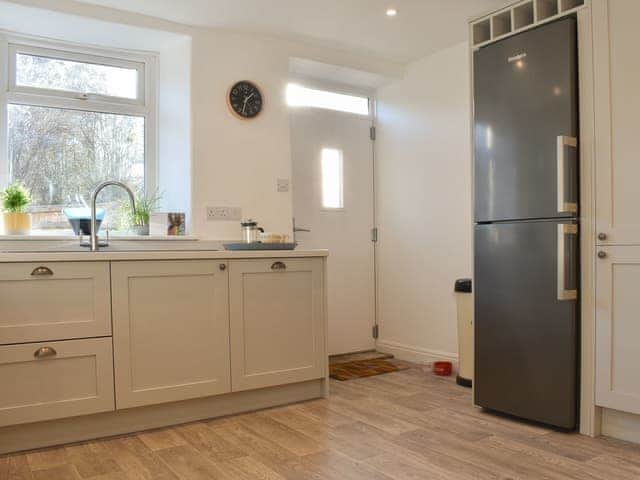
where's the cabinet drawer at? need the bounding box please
[0,262,111,345]
[0,338,115,427]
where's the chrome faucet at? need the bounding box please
[90,181,136,252]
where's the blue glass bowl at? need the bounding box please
[63,208,105,236]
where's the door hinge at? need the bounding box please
[370,126,376,141]
[372,324,379,339]
[371,227,378,243]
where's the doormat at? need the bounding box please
[329,358,410,381]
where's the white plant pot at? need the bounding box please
[131,224,150,236]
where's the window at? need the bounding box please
[1,40,155,231]
[321,148,344,209]
[286,83,369,115]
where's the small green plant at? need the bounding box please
[121,189,162,227]
[1,183,31,213]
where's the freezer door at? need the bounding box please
[474,220,578,429]
[474,18,578,223]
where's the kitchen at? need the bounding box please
[1,0,640,478]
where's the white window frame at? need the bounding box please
[0,33,158,198]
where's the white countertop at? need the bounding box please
[0,238,328,262]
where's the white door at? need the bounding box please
[290,106,375,355]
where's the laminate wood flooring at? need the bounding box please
[3,364,639,480]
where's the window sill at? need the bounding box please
[0,232,198,241]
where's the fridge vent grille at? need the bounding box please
[471,0,586,48]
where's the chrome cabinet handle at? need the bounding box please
[219,264,227,271]
[271,261,287,270]
[557,135,578,214]
[34,346,57,358]
[31,266,53,277]
[598,251,607,259]
[557,223,578,301]
[598,233,607,241]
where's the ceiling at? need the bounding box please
[75,0,507,63]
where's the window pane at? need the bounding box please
[287,84,369,115]
[321,148,344,209]
[16,53,138,99]
[8,104,144,229]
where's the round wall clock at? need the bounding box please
[227,80,263,119]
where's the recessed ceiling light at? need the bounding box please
[386,8,398,17]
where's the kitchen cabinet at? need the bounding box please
[595,247,640,414]
[0,262,111,345]
[0,338,114,427]
[593,0,640,245]
[229,258,326,391]
[111,260,231,409]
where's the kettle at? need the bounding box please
[241,219,264,243]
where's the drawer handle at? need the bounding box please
[34,346,57,359]
[271,261,287,270]
[31,266,53,277]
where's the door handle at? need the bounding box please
[293,227,311,233]
[557,135,578,214]
[271,261,287,270]
[557,223,578,301]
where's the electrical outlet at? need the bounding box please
[206,206,242,221]
[277,178,290,193]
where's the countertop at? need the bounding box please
[0,238,328,262]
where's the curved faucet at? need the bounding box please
[90,181,136,251]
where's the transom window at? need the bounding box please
[1,38,155,231]
[286,83,370,116]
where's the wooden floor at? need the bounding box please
[2,364,640,480]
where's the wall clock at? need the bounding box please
[227,80,263,119]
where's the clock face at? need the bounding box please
[228,81,263,119]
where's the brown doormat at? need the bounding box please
[329,358,410,381]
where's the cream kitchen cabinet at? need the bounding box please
[595,247,640,414]
[0,338,115,427]
[0,262,111,345]
[111,260,231,409]
[229,258,326,391]
[593,0,640,245]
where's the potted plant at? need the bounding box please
[121,189,162,236]
[1,183,32,235]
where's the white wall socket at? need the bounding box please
[207,206,242,221]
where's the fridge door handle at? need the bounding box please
[557,135,578,214]
[557,223,578,301]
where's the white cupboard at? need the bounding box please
[111,260,231,409]
[593,0,640,245]
[229,258,326,391]
[0,338,115,427]
[0,262,111,345]
[595,247,640,414]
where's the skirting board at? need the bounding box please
[601,408,640,445]
[0,379,327,455]
[376,340,459,369]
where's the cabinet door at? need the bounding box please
[111,261,231,409]
[229,258,326,392]
[596,246,640,414]
[0,338,114,427]
[593,0,640,244]
[0,262,111,345]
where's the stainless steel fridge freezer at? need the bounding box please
[473,17,579,429]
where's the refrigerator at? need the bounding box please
[473,18,579,429]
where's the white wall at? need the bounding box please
[375,41,472,363]
[1,0,402,240]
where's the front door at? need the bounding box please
[290,106,375,356]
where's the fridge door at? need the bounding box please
[474,18,578,223]
[474,220,578,429]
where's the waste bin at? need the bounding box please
[454,278,473,387]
